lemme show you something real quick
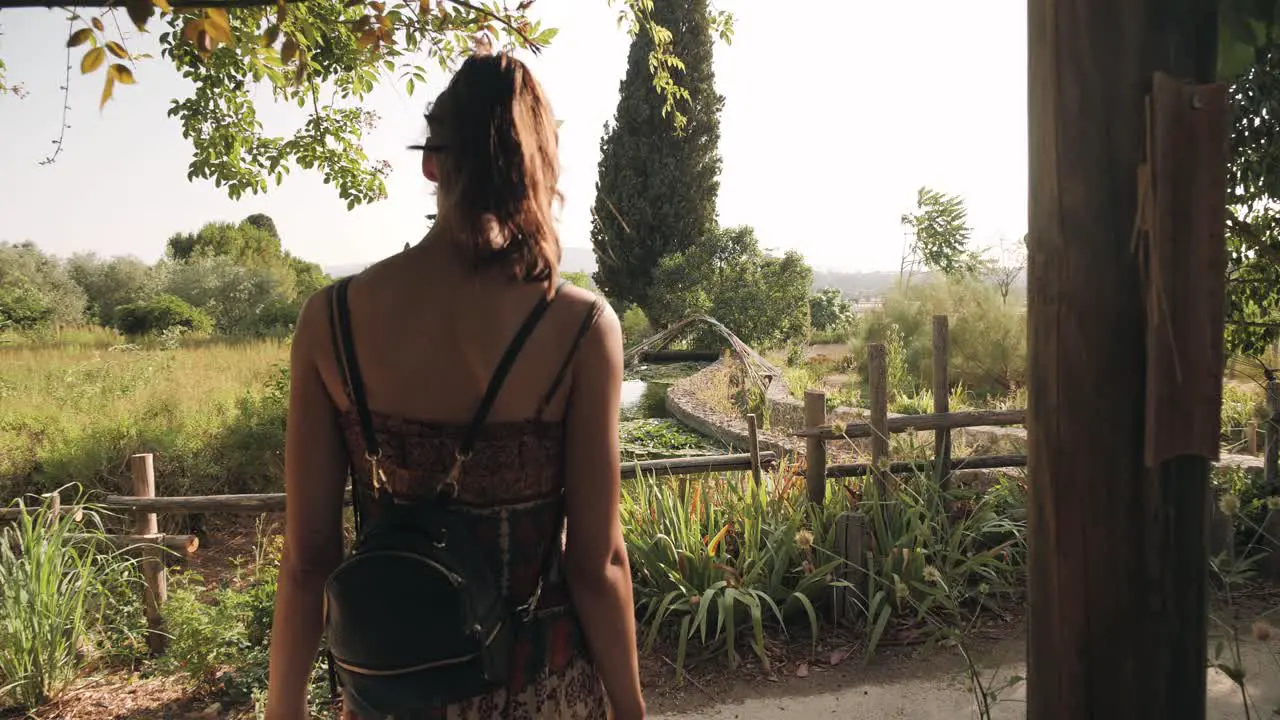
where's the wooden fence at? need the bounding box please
[2,448,777,654]
[796,315,1029,507]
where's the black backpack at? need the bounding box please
[322,277,584,716]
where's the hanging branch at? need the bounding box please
[39,13,75,166]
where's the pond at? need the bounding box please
[620,379,671,420]
[617,362,727,460]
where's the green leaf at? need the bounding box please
[81,46,106,74]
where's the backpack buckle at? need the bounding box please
[439,450,470,499]
[519,578,543,621]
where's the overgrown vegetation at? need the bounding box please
[0,340,290,499]
[1,215,326,342]
[0,494,145,709]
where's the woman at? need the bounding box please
[264,52,645,720]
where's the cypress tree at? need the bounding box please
[590,0,724,318]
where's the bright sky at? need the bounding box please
[0,1,1027,273]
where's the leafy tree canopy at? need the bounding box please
[900,186,983,282]
[2,0,731,209]
[650,225,812,349]
[1225,40,1280,357]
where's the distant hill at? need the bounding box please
[327,249,1024,298]
[324,245,598,280]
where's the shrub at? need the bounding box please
[809,288,856,334]
[620,306,653,346]
[161,531,333,714]
[0,494,143,709]
[852,277,1026,399]
[853,470,1027,660]
[116,295,214,337]
[1221,382,1268,441]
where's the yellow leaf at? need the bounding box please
[418,0,430,15]
[281,35,298,64]
[293,50,307,84]
[81,46,106,74]
[707,523,732,555]
[276,0,287,25]
[109,63,136,85]
[67,28,94,48]
[369,1,385,13]
[91,16,105,31]
[357,29,378,48]
[106,41,129,59]
[100,74,115,109]
[152,0,173,13]
[204,9,232,44]
[260,24,280,48]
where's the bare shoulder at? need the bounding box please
[556,284,620,340]
[292,283,336,358]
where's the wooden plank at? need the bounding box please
[867,343,889,498]
[1026,0,1222,714]
[72,533,200,557]
[795,408,1027,441]
[639,350,721,363]
[827,454,1027,479]
[831,511,868,626]
[932,315,952,487]
[130,453,167,654]
[1267,379,1279,488]
[1247,420,1259,456]
[96,453,783,515]
[0,505,84,523]
[803,391,827,505]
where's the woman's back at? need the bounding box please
[266,51,643,720]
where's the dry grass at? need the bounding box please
[0,337,289,499]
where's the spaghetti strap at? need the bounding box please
[535,298,604,420]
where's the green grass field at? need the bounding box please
[0,331,290,499]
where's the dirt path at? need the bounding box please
[647,633,1280,720]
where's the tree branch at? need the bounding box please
[446,0,535,49]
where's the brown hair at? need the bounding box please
[424,52,562,289]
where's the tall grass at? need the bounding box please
[0,492,143,709]
[623,471,850,680]
[0,339,289,498]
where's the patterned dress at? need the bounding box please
[335,410,610,720]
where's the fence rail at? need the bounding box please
[3,446,776,654]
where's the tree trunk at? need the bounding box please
[1026,1,1221,718]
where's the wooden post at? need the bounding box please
[130,453,167,654]
[1247,420,1259,456]
[1267,378,1279,489]
[1027,3,1223,717]
[932,315,952,487]
[867,343,889,498]
[803,390,827,506]
[831,511,867,626]
[746,413,763,488]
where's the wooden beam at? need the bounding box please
[73,533,199,557]
[804,391,828,505]
[0,505,84,523]
[638,350,721,363]
[131,453,167,654]
[794,408,1027,441]
[95,453,782,514]
[1026,1,1221,717]
[826,454,1028,479]
[932,315,952,487]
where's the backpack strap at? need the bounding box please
[331,277,380,460]
[534,298,604,420]
[439,280,567,497]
